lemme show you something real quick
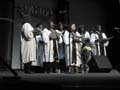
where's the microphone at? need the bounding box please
[59,10,68,14]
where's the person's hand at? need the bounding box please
[74,38,80,43]
[36,27,41,31]
[102,39,107,43]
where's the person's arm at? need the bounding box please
[63,31,71,45]
[32,27,42,35]
[102,33,109,46]
[22,23,34,41]
[56,30,62,43]
[90,34,96,45]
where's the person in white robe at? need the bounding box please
[89,29,99,56]
[42,27,52,73]
[78,25,92,73]
[55,22,65,73]
[95,25,109,56]
[21,15,37,73]
[42,20,59,73]
[63,24,82,73]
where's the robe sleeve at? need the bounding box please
[56,30,63,44]
[22,23,34,41]
[76,32,83,45]
[63,30,72,45]
[84,31,90,39]
[90,34,96,45]
[102,33,109,46]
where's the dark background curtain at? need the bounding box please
[0,0,14,69]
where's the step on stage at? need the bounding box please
[0,70,120,89]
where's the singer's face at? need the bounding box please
[59,24,63,30]
[71,24,76,31]
[50,21,54,28]
[98,25,102,31]
[39,25,43,30]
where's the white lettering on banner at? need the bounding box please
[15,5,53,18]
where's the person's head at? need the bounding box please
[58,22,63,31]
[78,25,85,33]
[49,20,55,29]
[39,24,44,30]
[97,25,102,32]
[36,24,44,30]
[70,24,76,32]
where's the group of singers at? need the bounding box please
[21,15,109,74]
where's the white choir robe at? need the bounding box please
[36,33,45,66]
[90,33,99,56]
[102,33,109,47]
[82,31,91,44]
[82,31,91,46]
[21,23,37,65]
[63,30,82,67]
[96,32,109,56]
[84,31,90,39]
[42,28,54,63]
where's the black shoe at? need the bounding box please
[69,67,74,73]
[24,62,32,74]
[56,69,61,73]
[75,67,80,73]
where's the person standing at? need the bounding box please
[21,15,37,73]
[35,24,44,67]
[95,25,109,56]
[78,25,92,73]
[56,22,65,73]
[63,24,82,73]
[42,26,51,73]
[89,28,99,56]
[42,20,59,73]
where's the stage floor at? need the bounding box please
[0,70,120,89]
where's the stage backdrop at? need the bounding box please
[12,0,57,69]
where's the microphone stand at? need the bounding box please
[66,2,71,70]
